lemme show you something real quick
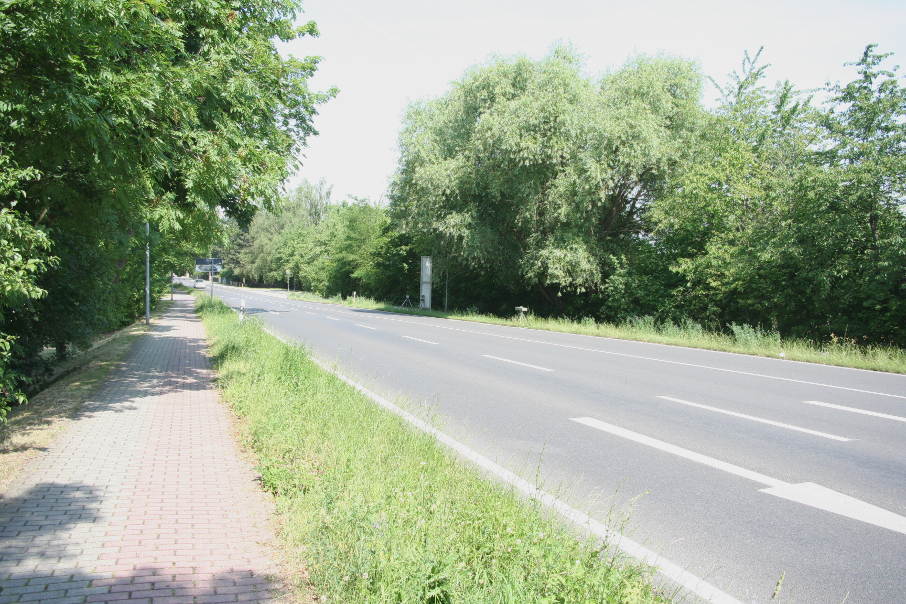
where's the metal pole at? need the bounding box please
[144,222,150,325]
[209,249,214,299]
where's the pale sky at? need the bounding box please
[279,0,906,203]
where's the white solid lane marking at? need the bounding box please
[657,396,852,442]
[481,354,554,372]
[292,351,741,604]
[761,482,906,535]
[803,400,906,423]
[572,416,906,535]
[402,335,439,345]
[216,287,906,400]
[294,305,905,400]
[571,417,784,487]
[355,323,377,330]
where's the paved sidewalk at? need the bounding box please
[0,295,283,603]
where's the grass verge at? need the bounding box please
[288,291,906,374]
[0,316,150,490]
[195,295,662,603]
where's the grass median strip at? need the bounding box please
[288,291,906,374]
[195,296,663,603]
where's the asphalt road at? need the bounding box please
[203,282,906,603]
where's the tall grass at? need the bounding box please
[196,296,663,603]
[288,292,906,374]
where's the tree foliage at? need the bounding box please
[0,0,330,416]
[225,181,415,301]
[226,45,906,349]
[390,49,704,313]
[652,46,906,342]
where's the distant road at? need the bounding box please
[210,283,906,603]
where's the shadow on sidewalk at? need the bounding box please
[0,483,278,601]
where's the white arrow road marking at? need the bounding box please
[481,354,553,372]
[803,400,906,423]
[292,346,742,604]
[571,416,906,535]
[760,482,906,535]
[402,335,439,345]
[657,396,852,442]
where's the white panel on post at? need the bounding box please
[420,256,432,309]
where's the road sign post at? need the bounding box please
[194,257,223,300]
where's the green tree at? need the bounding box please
[390,48,705,314]
[651,46,906,344]
[818,45,906,343]
[0,0,331,416]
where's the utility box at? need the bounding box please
[420,256,432,309]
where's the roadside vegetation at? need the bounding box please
[223,45,906,371]
[289,291,906,374]
[0,0,331,421]
[196,294,664,603]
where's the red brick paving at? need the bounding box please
[0,295,283,603]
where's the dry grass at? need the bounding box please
[289,291,906,374]
[0,303,173,490]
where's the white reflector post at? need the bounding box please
[420,256,432,309]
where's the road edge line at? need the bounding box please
[255,321,740,603]
[216,303,741,603]
[313,357,740,604]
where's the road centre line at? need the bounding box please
[402,335,439,345]
[657,396,853,442]
[327,311,906,400]
[220,288,905,400]
[481,354,554,372]
[803,400,906,423]
[355,323,377,330]
[290,349,742,604]
[572,416,906,535]
[572,416,784,488]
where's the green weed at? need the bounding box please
[195,296,663,603]
[288,292,906,374]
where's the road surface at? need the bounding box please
[204,283,906,603]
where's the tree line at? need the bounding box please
[0,0,329,418]
[226,45,905,348]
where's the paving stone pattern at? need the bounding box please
[0,295,284,603]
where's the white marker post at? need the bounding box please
[420,256,432,309]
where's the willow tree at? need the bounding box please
[390,48,704,313]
